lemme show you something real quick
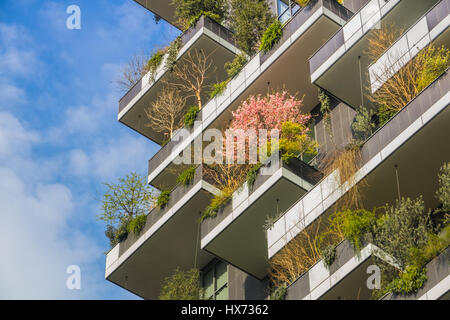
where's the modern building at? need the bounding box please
[106,0,450,300]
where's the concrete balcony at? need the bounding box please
[133,0,180,29]
[369,0,450,93]
[200,154,321,279]
[118,15,239,144]
[286,240,396,300]
[147,0,353,189]
[309,0,440,109]
[268,69,450,259]
[382,246,450,300]
[105,165,219,299]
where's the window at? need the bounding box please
[202,260,228,300]
[277,0,300,24]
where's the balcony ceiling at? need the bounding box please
[134,0,182,29]
[106,189,214,300]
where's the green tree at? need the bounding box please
[229,0,274,55]
[374,197,431,268]
[98,172,154,247]
[159,268,201,300]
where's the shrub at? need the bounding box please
[146,49,166,79]
[259,20,282,53]
[184,105,200,128]
[246,163,262,190]
[165,37,181,71]
[321,244,337,268]
[172,0,229,31]
[270,284,287,300]
[369,45,450,125]
[157,190,171,209]
[177,166,196,186]
[385,265,427,295]
[352,105,376,142]
[186,10,221,30]
[436,162,450,213]
[200,188,233,222]
[329,208,378,251]
[229,0,274,55]
[209,81,228,99]
[374,197,431,269]
[278,121,318,163]
[225,54,248,79]
[127,214,147,235]
[159,267,201,300]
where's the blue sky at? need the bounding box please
[0,0,178,299]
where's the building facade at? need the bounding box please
[106,0,450,300]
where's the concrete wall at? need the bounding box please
[228,265,269,300]
[342,0,370,12]
[314,97,356,157]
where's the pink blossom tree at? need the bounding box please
[227,91,313,163]
[231,91,311,132]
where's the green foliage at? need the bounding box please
[127,214,147,235]
[165,37,181,71]
[318,89,332,137]
[177,166,196,186]
[352,105,376,142]
[259,20,283,53]
[184,105,200,128]
[375,197,431,269]
[224,54,248,79]
[246,163,262,190]
[436,162,450,213]
[385,265,427,295]
[229,0,274,55]
[200,189,232,222]
[270,284,287,300]
[416,46,450,92]
[278,121,318,163]
[157,190,171,209]
[159,267,201,300]
[172,0,229,31]
[210,81,228,99]
[98,172,153,247]
[330,208,378,251]
[321,244,337,268]
[146,49,166,79]
[377,104,397,127]
[187,11,221,30]
[105,222,130,247]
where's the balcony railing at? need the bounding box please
[201,154,321,240]
[369,0,450,92]
[309,0,398,76]
[118,15,236,114]
[268,68,450,258]
[260,0,353,64]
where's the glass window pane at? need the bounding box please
[215,261,228,290]
[215,286,228,300]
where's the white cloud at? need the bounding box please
[0,81,26,107]
[0,112,113,299]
